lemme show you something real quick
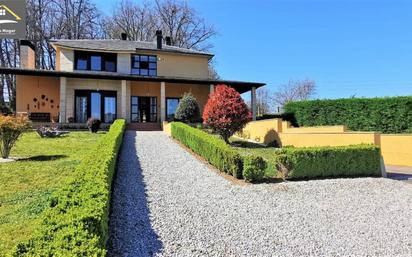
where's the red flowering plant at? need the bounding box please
[0,115,31,158]
[202,84,251,143]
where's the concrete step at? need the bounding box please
[127,122,162,131]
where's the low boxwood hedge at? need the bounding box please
[273,144,382,179]
[171,122,243,178]
[13,119,126,256]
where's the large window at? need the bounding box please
[131,55,157,76]
[74,51,117,72]
[74,90,117,123]
[166,98,180,121]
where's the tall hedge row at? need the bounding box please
[13,119,126,256]
[274,145,382,179]
[284,96,412,133]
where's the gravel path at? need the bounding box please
[109,131,412,257]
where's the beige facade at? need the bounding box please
[14,39,260,124]
[54,47,210,79]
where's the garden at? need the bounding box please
[170,85,382,182]
[0,115,125,256]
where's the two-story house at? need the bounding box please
[1,31,265,127]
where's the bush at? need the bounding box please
[243,155,267,182]
[13,119,126,256]
[171,122,269,182]
[0,115,31,158]
[87,118,102,133]
[171,122,243,178]
[274,144,381,179]
[284,96,412,133]
[175,92,200,122]
[203,84,251,143]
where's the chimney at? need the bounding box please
[20,40,35,69]
[165,36,172,46]
[156,30,162,49]
[121,33,127,40]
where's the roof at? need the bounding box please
[51,39,214,58]
[0,67,265,93]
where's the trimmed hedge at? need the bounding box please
[171,122,243,178]
[13,119,126,256]
[273,144,381,179]
[242,155,267,182]
[284,96,412,133]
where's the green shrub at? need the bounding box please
[243,155,267,182]
[12,119,126,256]
[274,144,381,179]
[171,122,270,182]
[171,122,243,178]
[175,92,200,122]
[284,96,412,133]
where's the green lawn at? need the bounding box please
[230,137,280,178]
[0,131,103,254]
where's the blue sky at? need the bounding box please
[93,0,412,99]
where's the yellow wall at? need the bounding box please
[163,121,171,136]
[237,119,282,144]
[280,132,379,147]
[238,119,412,167]
[381,135,412,167]
[16,75,60,121]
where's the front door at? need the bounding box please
[131,96,157,123]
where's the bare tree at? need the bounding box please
[103,0,217,51]
[102,0,156,41]
[256,87,272,115]
[155,0,216,51]
[273,79,316,109]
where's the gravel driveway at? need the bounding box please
[108,131,412,257]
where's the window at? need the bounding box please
[74,51,117,72]
[131,54,157,76]
[90,56,102,71]
[166,98,180,121]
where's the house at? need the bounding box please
[0,31,265,126]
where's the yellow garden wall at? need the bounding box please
[238,119,412,167]
[163,121,171,136]
[380,135,412,167]
[237,119,282,144]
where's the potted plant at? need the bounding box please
[87,118,101,133]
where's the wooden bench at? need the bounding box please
[28,112,51,122]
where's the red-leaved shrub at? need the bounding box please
[202,84,251,143]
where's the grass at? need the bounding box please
[230,137,280,178]
[0,131,103,254]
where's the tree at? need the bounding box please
[273,79,316,110]
[103,0,217,51]
[203,85,251,143]
[0,115,31,159]
[175,92,200,122]
[256,87,272,116]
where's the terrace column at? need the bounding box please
[210,84,214,95]
[251,86,257,121]
[120,80,127,121]
[160,81,166,122]
[59,77,67,123]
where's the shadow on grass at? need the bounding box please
[230,140,267,149]
[108,131,163,256]
[17,155,67,162]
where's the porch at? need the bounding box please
[3,67,265,124]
